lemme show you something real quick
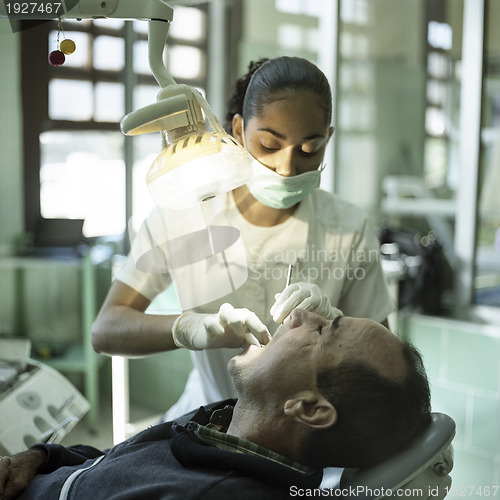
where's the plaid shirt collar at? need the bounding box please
[187,405,315,477]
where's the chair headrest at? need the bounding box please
[340,412,455,499]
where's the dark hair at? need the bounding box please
[225,56,333,133]
[302,339,431,468]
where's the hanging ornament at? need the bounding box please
[48,50,65,66]
[49,20,76,66]
[60,39,76,55]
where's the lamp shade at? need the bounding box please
[121,84,252,211]
[147,131,251,211]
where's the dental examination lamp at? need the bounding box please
[119,0,252,211]
[3,0,251,211]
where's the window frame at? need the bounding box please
[20,3,218,237]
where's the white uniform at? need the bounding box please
[116,189,395,420]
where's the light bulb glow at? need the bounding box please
[147,132,251,210]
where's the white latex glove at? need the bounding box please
[172,303,271,350]
[270,282,343,324]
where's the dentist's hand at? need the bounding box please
[270,282,343,324]
[172,303,271,350]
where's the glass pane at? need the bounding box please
[427,52,449,79]
[277,24,304,50]
[475,0,500,307]
[133,20,148,35]
[340,0,369,25]
[93,19,125,30]
[427,79,446,106]
[95,82,124,122]
[424,138,447,187]
[40,131,125,237]
[275,0,302,14]
[169,6,205,41]
[168,45,203,80]
[133,40,150,74]
[134,84,160,110]
[304,0,323,16]
[425,107,446,136]
[340,32,369,59]
[49,79,93,120]
[306,27,320,52]
[94,35,125,71]
[428,21,453,50]
[49,30,90,68]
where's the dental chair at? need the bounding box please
[339,412,455,499]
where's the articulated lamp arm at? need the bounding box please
[0,0,175,88]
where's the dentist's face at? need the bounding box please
[228,309,406,397]
[232,90,334,177]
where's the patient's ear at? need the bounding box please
[284,391,337,430]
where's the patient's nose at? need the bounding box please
[290,308,329,331]
[289,308,312,328]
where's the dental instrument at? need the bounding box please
[280,264,294,324]
[286,263,294,288]
[244,334,262,348]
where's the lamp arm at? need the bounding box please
[148,19,176,88]
[0,0,175,89]
[191,88,225,134]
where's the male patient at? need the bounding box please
[0,309,431,499]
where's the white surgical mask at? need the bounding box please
[246,155,323,209]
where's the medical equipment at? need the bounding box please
[1,0,251,211]
[0,338,90,455]
[286,263,294,288]
[280,264,294,324]
[340,412,455,499]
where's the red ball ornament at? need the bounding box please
[49,50,65,66]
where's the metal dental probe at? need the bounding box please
[282,264,294,324]
[286,263,293,288]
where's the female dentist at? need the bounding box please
[92,56,394,420]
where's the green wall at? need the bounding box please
[0,22,23,253]
[399,312,500,487]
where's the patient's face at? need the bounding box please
[228,309,406,397]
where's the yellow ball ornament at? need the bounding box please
[60,39,76,55]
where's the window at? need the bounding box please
[423,16,458,189]
[21,5,208,239]
[475,0,500,307]
[274,0,322,54]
